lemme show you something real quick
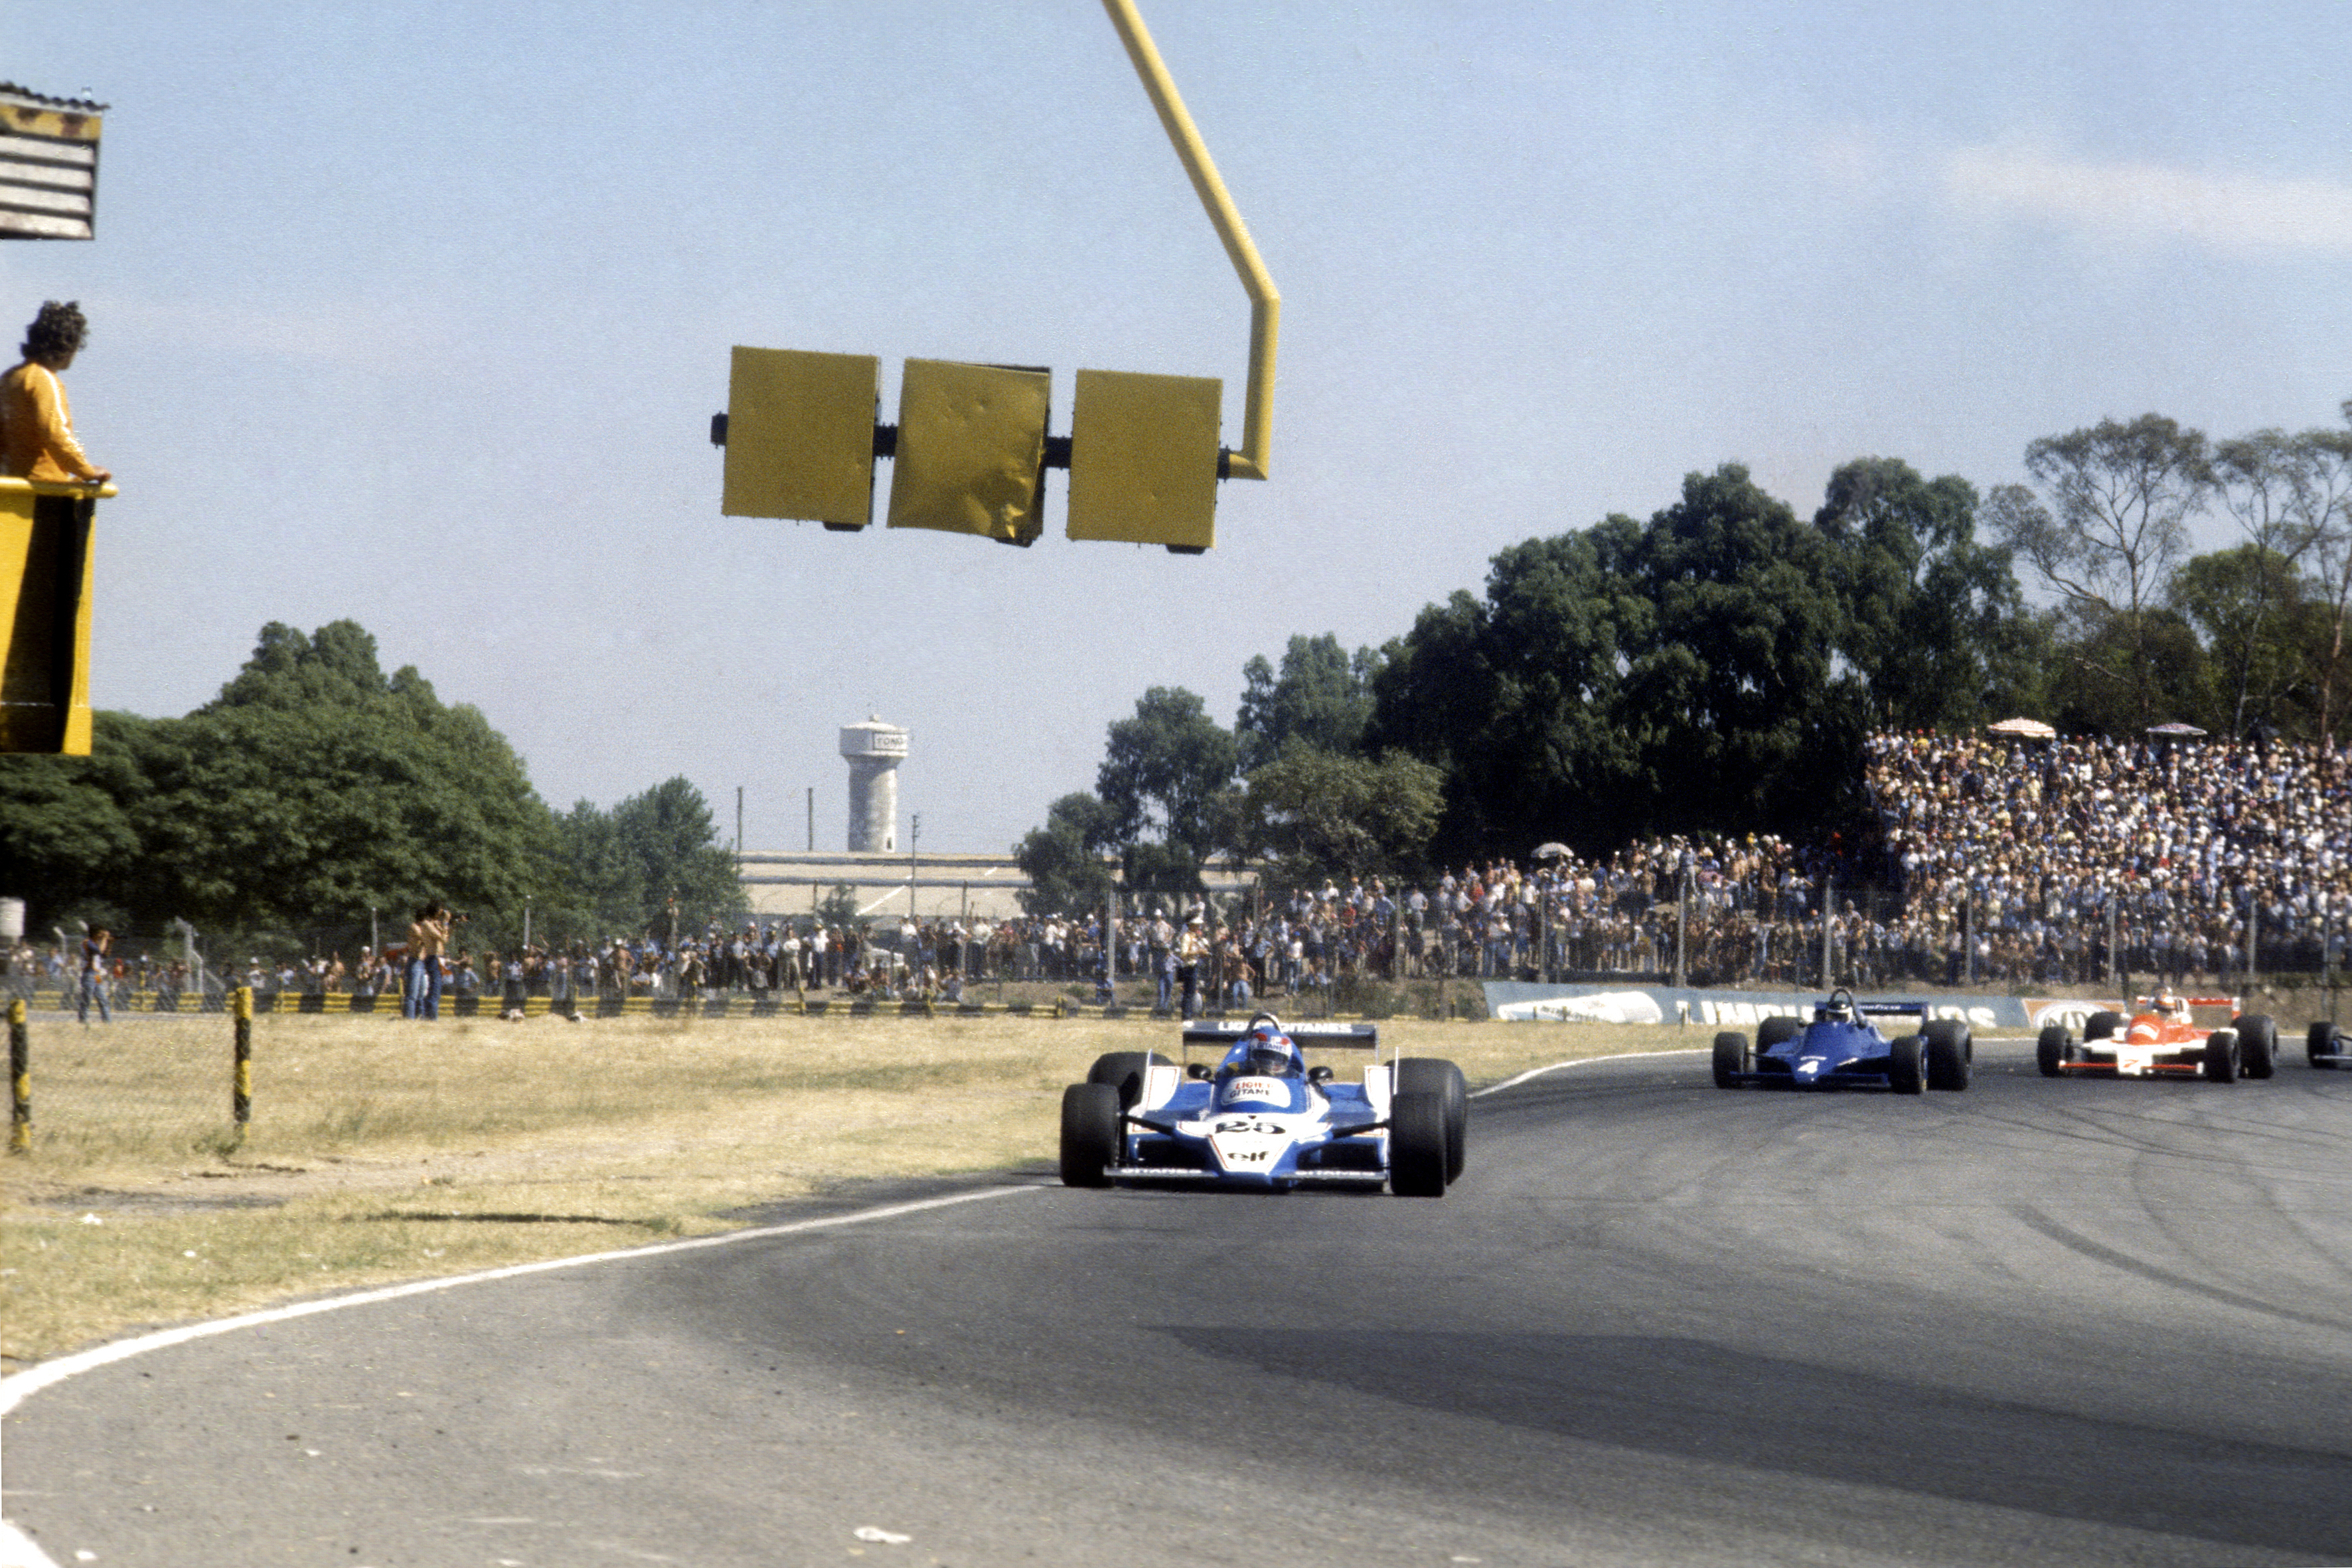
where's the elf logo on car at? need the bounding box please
[1225,1077,1286,1101]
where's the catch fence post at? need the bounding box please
[9,998,27,1154]
[2244,886,2259,992]
[232,985,254,1129]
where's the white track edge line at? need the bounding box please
[0,1182,1037,1419]
[1470,1047,1703,1097]
[1,1182,1041,1568]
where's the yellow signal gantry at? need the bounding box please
[712,0,1278,554]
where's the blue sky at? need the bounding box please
[6,1,2347,856]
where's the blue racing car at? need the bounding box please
[1058,1012,1466,1196]
[1711,990,1971,1093]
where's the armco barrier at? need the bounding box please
[1482,982,2125,1033]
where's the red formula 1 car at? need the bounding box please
[2036,994,2278,1083]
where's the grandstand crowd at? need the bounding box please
[13,731,2347,1012]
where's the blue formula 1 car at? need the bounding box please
[1058,1012,1466,1196]
[1711,990,1971,1094]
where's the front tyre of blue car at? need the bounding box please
[1390,1091,1449,1197]
[1060,1081,1122,1187]
[1712,1031,1749,1089]
[1397,1058,1468,1182]
[1887,1034,1926,1095]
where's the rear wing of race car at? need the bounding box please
[2130,996,2240,1010]
[1855,1002,1930,1020]
[1182,1019,1379,1050]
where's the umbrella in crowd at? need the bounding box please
[1986,717,2055,740]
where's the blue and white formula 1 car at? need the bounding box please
[1711,989,1971,1094]
[1058,1012,1466,1196]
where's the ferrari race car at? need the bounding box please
[1057,1013,1466,1196]
[2035,994,2276,1082]
[1711,989,1971,1093]
[2307,1020,2350,1069]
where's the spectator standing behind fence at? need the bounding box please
[404,903,448,1020]
[75,925,110,1024]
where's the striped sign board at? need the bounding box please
[1,84,104,241]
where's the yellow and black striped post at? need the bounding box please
[9,997,28,1154]
[232,985,254,1127]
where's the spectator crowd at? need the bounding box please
[12,732,2347,1014]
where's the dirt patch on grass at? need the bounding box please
[1,1011,1681,1366]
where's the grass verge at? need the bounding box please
[1,1012,1685,1366]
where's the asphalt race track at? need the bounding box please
[11,1040,2352,1567]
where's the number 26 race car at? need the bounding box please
[1711,990,1972,1093]
[1058,1013,1466,1196]
[2035,994,2277,1082]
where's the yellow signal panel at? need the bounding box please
[1067,368,1221,550]
[886,359,1050,545]
[0,482,95,755]
[722,347,880,527]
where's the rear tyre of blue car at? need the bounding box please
[1757,1016,1802,1050]
[2313,1022,2343,1069]
[1887,1035,1926,1095]
[1060,1081,1122,1188]
[1712,1031,1749,1089]
[1390,1091,1448,1197]
[1924,1020,1972,1091]
[1397,1058,1468,1182]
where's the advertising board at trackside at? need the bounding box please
[1480,982,2126,1033]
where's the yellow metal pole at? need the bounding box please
[1099,0,1280,481]
[232,985,254,1127]
[9,997,28,1154]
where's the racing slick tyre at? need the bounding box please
[2036,1026,2073,1077]
[2312,1021,2344,1069]
[1887,1034,1926,1095]
[2084,1010,2126,1044]
[1059,1082,1122,1188]
[1924,1020,1972,1091]
[1712,1032,1749,1089]
[1086,1051,1172,1111]
[1757,1015,1803,1050]
[2204,1031,2240,1083]
[1389,1091,1449,1198]
[1396,1058,1468,1184]
[2236,1015,2277,1079]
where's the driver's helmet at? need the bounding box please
[1233,1025,1298,1078]
[1821,993,1855,1022]
[2154,992,2186,1017]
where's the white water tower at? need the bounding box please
[840,716,907,852]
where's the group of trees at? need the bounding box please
[1021,402,2352,902]
[0,621,742,943]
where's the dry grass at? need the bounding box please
[0,1010,1687,1365]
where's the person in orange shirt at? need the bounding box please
[1,299,109,485]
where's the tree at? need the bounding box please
[1989,414,2214,728]
[1814,458,2044,729]
[2169,544,2317,738]
[1095,687,1237,888]
[2047,606,2214,738]
[2296,405,2352,745]
[558,777,742,939]
[1369,465,1881,861]
[2201,429,2337,738]
[1011,792,1117,917]
[1234,635,1379,773]
[1223,745,1443,892]
[128,622,563,933]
